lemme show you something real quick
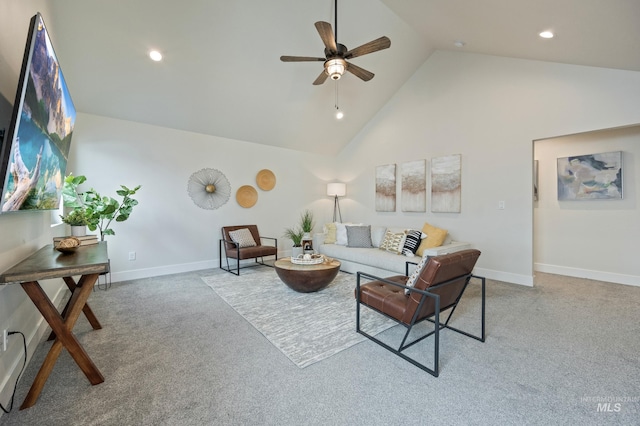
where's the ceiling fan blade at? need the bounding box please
[346,62,374,82]
[280,56,325,62]
[345,36,391,59]
[312,70,329,85]
[314,21,337,55]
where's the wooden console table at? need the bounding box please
[0,242,109,409]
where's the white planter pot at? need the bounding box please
[291,246,303,258]
[71,225,87,237]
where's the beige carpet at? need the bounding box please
[202,267,396,368]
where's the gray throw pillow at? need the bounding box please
[346,225,373,248]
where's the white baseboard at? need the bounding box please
[472,267,533,287]
[534,263,640,287]
[110,259,217,283]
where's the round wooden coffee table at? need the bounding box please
[274,258,341,293]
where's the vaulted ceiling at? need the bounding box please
[44,0,640,155]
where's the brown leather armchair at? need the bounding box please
[355,249,485,376]
[220,225,277,275]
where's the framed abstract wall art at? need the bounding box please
[557,151,622,200]
[375,164,396,212]
[431,154,461,213]
[401,160,426,212]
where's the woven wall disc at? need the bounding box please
[236,185,258,208]
[256,169,276,191]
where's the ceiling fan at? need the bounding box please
[280,1,391,85]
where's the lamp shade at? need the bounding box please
[327,182,346,197]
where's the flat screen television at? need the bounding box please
[0,12,75,213]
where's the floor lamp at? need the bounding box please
[327,183,346,223]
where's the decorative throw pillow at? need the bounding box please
[228,228,257,248]
[416,222,448,256]
[335,222,361,245]
[379,230,406,254]
[324,223,337,244]
[335,222,349,245]
[405,253,431,295]
[370,226,387,248]
[346,225,373,248]
[401,229,426,257]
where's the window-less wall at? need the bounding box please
[336,50,640,286]
[534,125,640,286]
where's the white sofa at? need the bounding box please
[313,225,472,278]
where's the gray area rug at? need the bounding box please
[202,267,395,368]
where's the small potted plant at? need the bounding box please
[60,208,90,236]
[283,226,304,258]
[300,209,315,240]
[62,173,141,241]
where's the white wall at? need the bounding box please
[67,113,338,282]
[335,50,640,286]
[534,125,639,286]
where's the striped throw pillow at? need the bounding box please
[401,229,426,257]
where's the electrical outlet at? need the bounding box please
[2,329,7,352]
[128,251,136,261]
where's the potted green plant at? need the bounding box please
[62,174,141,241]
[283,226,304,257]
[299,209,315,240]
[60,207,90,236]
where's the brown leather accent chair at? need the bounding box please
[220,225,277,275]
[355,249,485,376]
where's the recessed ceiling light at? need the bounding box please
[539,31,554,39]
[453,40,466,48]
[149,50,163,61]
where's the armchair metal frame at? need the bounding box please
[219,236,278,275]
[356,255,485,377]
[219,225,277,276]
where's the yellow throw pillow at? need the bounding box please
[324,223,337,244]
[416,222,448,256]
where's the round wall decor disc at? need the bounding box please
[256,169,276,191]
[187,168,231,210]
[236,185,258,208]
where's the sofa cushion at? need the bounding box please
[319,244,408,275]
[401,229,426,257]
[379,230,406,254]
[346,225,373,248]
[416,223,448,256]
[228,228,257,248]
[324,222,337,244]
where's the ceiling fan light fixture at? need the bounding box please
[325,58,346,80]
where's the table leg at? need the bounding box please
[47,276,102,341]
[19,274,104,409]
